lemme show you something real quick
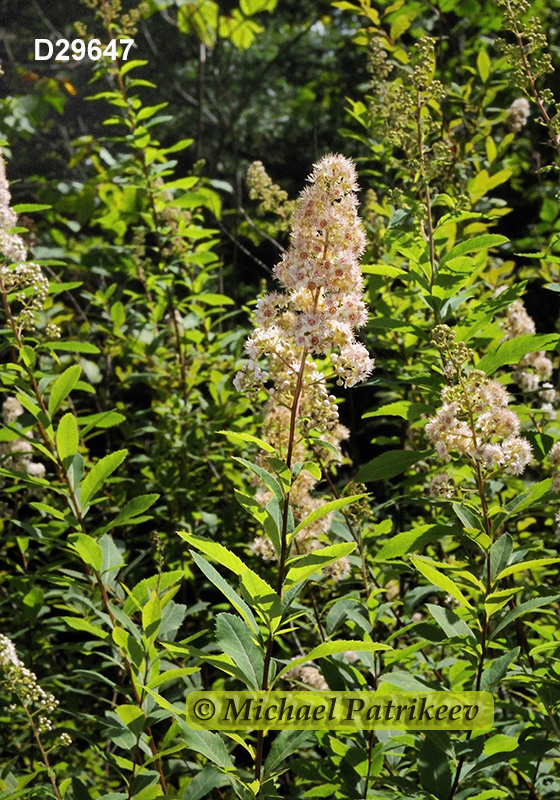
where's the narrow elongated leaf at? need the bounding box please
[190,552,258,633]
[80,449,128,507]
[284,543,356,589]
[494,557,560,582]
[410,556,472,608]
[375,524,454,560]
[263,731,313,778]
[355,450,430,482]
[48,365,82,417]
[275,640,391,681]
[478,334,560,375]
[215,613,263,690]
[480,647,520,691]
[426,603,476,639]
[291,494,367,537]
[492,594,560,638]
[442,234,509,265]
[68,533,103,572]
[418,735,452,800]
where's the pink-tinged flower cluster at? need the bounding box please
[426,375,532,476]
[0,151,50,331]
[0,396,45,479]
[234,154,374,427]
[550,442,560,492]
[501,299,556,417]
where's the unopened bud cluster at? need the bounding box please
[0,397,45,479]
[0,152,50,331]
[235,154,375,430]
[427,326,532,476]
[246,161,296,229]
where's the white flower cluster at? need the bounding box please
[235,154,374,428]
[283,660,329,691]
[0,396,45,479]
[426,374,532,476]
[506,98,531,132]
[0,151,50,330]
[502,300,556,417]
[429,472,455,499]
[0,634,69,742]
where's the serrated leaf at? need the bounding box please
[275,640,391,681]
[215,613,263,690]
[284,543,356,589]
[478,335,560,375]
[426,603,475,639]
[69,533,103,572]
[410,556,472,608]
[190,552,258,634]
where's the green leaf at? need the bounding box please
[375,524,454,560]
[363,401,433,420]
[183,765,228,800]
[215,613,263,690]
[142,591,161,641]
[492,594,560,638]
[477,49,491,82]
[56,412,79,460]
[12,203,51,213]
[217,429,276,453]
[284,543,356,589]
[494,557,560,582]
[275,640,391,681]
[480,647,520,691]
[263,731,312,779]
[45,341,100,354]
[478,335,560,375]
[80,449,128,507]
[48,365,82,418]
[108,493,159,529]
[233,457,284,503]
[441,234,509,266]
[489,534,513,581]
[190,552,258,634]
[426,603,476,639]
[290,494,367,538]
[178,532,245,573]
[409,556,472,608]
[354,450,431,482]
[418,735,452,800]
[68,533,103,571]
[114,704,145,737]
[62,616,109,639]
[240,0,277,14]
[178,725,234,770]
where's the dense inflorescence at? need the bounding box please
[235,154,375,430]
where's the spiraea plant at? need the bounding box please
[175,153,388,798]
